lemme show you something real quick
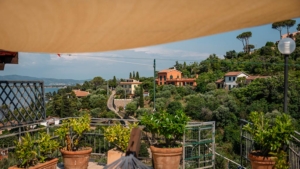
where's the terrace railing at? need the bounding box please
[0,81,45,128]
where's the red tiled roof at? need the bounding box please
[72,90,90,97]
[246,76,269,80]
[225,71,248,76]
[215,79,224,83]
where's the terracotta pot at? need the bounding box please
[150,146,182,169]
[107,149,125,165]
[9,158,58,169]
[60,147,92,169]
[248,152,276,169]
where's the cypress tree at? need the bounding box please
[130,72,132,79]
[133,71,136,79]
[139,86,144,108]
[136,72,140,80]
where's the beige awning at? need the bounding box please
[0,0,299,53]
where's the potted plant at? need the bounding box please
[55,113,92,169]
[141,110,190,169]
[104,123,138,164]
[9,132,59,169]
[243,111,294,169]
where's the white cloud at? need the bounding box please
[130,47,210,58]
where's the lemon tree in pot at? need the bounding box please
[141,110,190,169]
[104,123,138,164]
[9,132,59,169]
[243,111,294,169]
[55,113,92,169]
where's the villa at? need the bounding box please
[120,79,142,95]
[156,68,197,87]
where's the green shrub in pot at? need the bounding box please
[243,111,294,169]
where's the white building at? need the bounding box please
[216,72,248,90]
[120,79,142,95]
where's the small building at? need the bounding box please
[120,79,142,95]
[40,117,60,126]
[72,89,90,98]
[156,67,197,87]
[216,71,269,90]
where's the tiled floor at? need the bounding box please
[57,162,105,169]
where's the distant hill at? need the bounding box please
[0,75,86,86]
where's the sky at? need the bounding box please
[1,18,300,81]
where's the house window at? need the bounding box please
[164,76,166,80]
[229,77,231,81]
[160,76,162,80]
[177,75,179,78]
[170,75,173,79]
[160,82,162,85]
[164,82,166,84]
[233,77,236,81]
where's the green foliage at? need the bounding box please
[166,101,183,115]
[139,142,150,157]
[125,101,138,116]
[55,113,91,151]
[104,123,138,152]
[141,110,190,147]
[14,132,59,168]
[243,112,294,168]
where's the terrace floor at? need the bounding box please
[57,162,105,169]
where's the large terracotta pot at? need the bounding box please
[248,152,276,169]
[107,149,125,165]
[9,158,58,169]
[150,146,182,169]
[60,147,92,169]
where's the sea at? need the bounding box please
[45,87,60,94]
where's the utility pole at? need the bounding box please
[153,59,156,111]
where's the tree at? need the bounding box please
[166,101,183,114]
[91,76,105,89]
[224,50,237,59]
[133,71,136,79]
[129,72,132,79]
[125,101,137,116]
[111,76,117,88]
[139,86,144,108]
[136,71,140,80]
[285,19,296,35]
[297,23,300,31]
[272,21,286,39]
[236,31,252,53]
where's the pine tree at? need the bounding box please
[133,71,136,79]
[136,72,140,80]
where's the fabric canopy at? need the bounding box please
[0,0,299,53]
